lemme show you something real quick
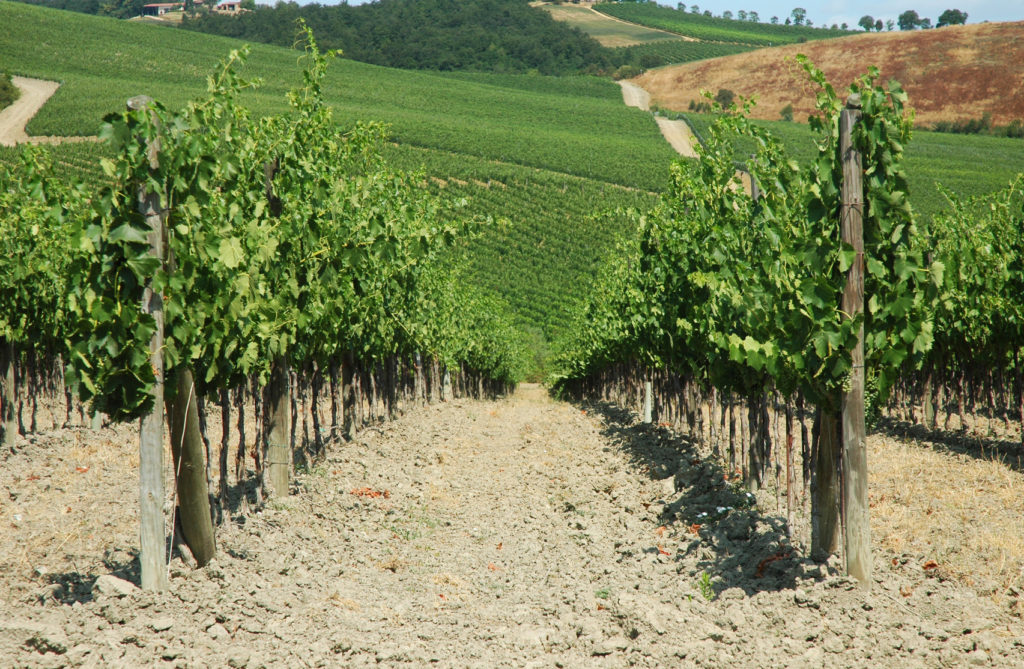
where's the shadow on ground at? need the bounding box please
[876,416,1024,474]
[578,399,830,597]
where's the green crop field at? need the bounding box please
[610,39,754,68]
[0,1,677,191]
[594,3,853,46]
[681,112,1024,223]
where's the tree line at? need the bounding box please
[859,8,967,32]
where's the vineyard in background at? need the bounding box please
[593,2,854,46]
[0,2,678,191]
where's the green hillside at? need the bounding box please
[0,1,676,191]
[0,0,672,371]
[595,3,854,46]
[682,112,1024,223]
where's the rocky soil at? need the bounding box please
[1,384,1022,667]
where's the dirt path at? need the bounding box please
[0,76,96,147]
[1,385,1021,667]
[619,80,699,159]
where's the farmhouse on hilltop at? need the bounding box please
[141,2,182,16]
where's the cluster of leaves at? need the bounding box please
[5,31,526,421]
[553,58,939,412]
[0,69,19,111]
[0,148,89,355]
[926,177,1024,378]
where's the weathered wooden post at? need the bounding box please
[840,93,871,586]
[0,339,14,449]
[130,95,168,591]
[266,357,291,497]
[642,377,653,424]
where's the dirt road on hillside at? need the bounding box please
[619,80,699,159]
[0,76,96,147]
[1,384,1020,667]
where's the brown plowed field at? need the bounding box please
[635,21,1024,126]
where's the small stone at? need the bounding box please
[207,623,230,640]
[823,636,845,653]
[93,574,138,598]
[967,650,989,666]
[149,617,174,632]
[227,648,251,668]
[803,646,824,663]
[645,609,666,635]
[592,635,630,655]
[720,587,745,601]
[793,588,819,609]
[659,476,676,498]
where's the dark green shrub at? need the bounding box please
[0,71,20,111]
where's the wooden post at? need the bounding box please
[642,378,653,424]
[131,94,168,591]
[840,94,871,585]
[0,338,15,449]
[266,356,291,497]
[811,408,840,560]
[341,352,355,440]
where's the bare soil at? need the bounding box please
[634,21,1024,127]
[618,81,698,159]
[0,76,96,147]
[1,384,1022,667]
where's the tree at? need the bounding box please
[748,11,758,22]
[937,8,967,26]
[919,17,931,28]
[841,22,848,30]
[791,7,806,25]
[771,15,779,24]
[898,10,921,30]
[858,15,874,31]
[874,19,882,31]
[714,88,735,108]
[690,4,699,13]
[722,10,733,19]
[886,19,895,30]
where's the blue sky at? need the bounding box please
[280,1,1021,28]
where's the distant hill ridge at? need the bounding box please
[636,21,1024,127]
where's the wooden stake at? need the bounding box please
[840,94,871,586]
[131,95,168,591]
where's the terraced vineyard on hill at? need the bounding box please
[594,2,853,46]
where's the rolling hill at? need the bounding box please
[636,20,1024,127]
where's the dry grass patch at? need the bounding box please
[636,21,1024,126]
[869,433,1024,602]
